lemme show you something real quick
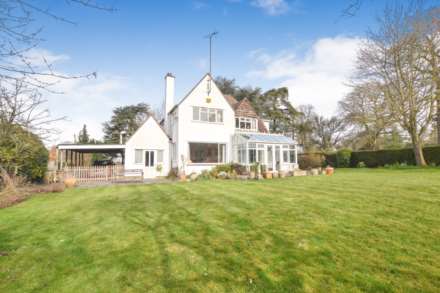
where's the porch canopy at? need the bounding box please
[56,144,125,169]
[233,133,297,171]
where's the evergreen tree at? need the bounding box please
[103,103,151,143]
[78,124,90,144]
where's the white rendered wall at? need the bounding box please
[176,75,235,174]
[124,117,170,178]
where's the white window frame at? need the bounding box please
[188,142,226,164]
[192,106,223,123]
[134,149,143,164]
[236,117,257,131]
[157,150,164,164]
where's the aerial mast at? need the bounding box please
[205,31,218,75]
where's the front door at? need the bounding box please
[144,150,156,178]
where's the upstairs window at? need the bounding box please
[236,117,257,131]
[193,107,223,123]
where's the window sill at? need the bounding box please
[235,129,258,132]
[191,120,224,125]
[187,162,224,166]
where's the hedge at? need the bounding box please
[323,145,440,168]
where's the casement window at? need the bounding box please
[189,143,226,163]
[192,107,223,123]
[289,145,296,163]
[157,150,164,164]
[248,143,256,164]
[235,117,257,131]
[134,149,143,164]
[283,145,296,163]
[145,151,155,167]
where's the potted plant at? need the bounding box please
[179,155,187,181]
[178,170,187,181]
[325,165,334,176]
[250,162,259,179]
[156,164,163,173]
[261,165,273,179]
[64,175,77,188]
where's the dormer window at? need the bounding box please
[236,117,257,131]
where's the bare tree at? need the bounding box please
[356,3,437,165]
[0,79,63,139]
[0,1,114,188]
[0,0,114,89]
[412,7,440,143]
[295,104,316,151]
[312,115,346,151]
[339,82,391,150]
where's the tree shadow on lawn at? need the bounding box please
[122,183,306,292]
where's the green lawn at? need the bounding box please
[1,169,440,292]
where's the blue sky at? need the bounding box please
[34,0,405,142]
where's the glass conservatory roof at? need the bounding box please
[239,133,295,144]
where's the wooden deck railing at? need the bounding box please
[59,165,143,184]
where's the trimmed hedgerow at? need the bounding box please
[350,148,415,167]
[337,149,352,167]
[338,146,440,168]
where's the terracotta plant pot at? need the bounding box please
[264,172,273,179]
[179,174,187,181]
[325,166,334,176]
[64,177,77,188]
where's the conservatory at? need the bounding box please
[232,133,298,172]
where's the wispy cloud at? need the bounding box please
[251,0,290,15]
[248,36,363,116]
[18,49,153,144]
[193,0,208,10]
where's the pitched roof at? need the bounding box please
[232,97,268,133]
[168,73,235,114]
[125,116,170,145]
[224,95,238,108]
[234,98,258,118]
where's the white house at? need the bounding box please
[57,73,298,179]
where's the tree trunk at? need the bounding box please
[413,140,427,166]
[437,98,440,145]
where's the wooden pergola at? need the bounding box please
[56,144,126,170]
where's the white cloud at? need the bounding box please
[248,36,363,116]
[46,73,148,144]
[16,50,153,145]
[251,0,289,15]
[8,48,70,68]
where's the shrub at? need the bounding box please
[298,153,325,169]
[357,161,366,168]
[325,153,337,167]
[336,149,352,168]
[0,124,48,182]
[197,170,213,180]
[213,164,233,173]
[230,163,247,175]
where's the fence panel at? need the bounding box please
[60,165,143,184]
